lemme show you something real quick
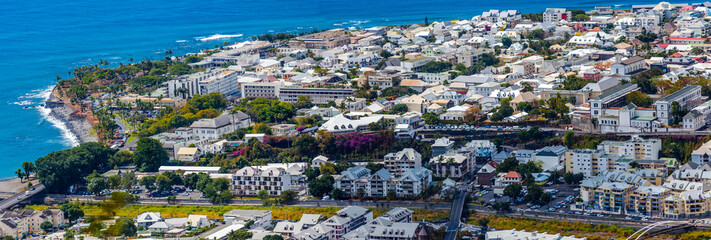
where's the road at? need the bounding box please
[444,189,467,240]
[0,184,45,211]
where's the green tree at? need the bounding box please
[227,230,253,240]
[572,14,590,21]
[563,131,575,148]
[105,218,137,237]
[257,189,270,205]
[264,235,285,240]
[87,176,107,195]
[139,175,157,192]
[308,175,335,197]
[21,161,35,178]
[133,137,169,172]
[40,221,53,232]
[626,91,652,107]
[525,184,543,203]
[61,202,85,223]
[501,37,513,47]
[109,151,133,168]
[279,190,298,203]
[503,183,522,199]
[496,157,519,173]
[691,47,705,55]
[563,172,585,185]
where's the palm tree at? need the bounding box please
[15,169,23,182]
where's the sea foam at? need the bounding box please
[197,34,243,41]
[34,86,80,147]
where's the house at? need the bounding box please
[394,167,433,198]
[312,155,332,169]
[137,212,162,228]
[176,147,200,162]
[500,171,523,187]
[477,161,498,186]
[610,56,647,75]
[187,215,210,228]
[319,114,384,133]
[271,124,297,136]
[224,210,272,228]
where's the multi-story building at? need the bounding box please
[591,182,635,214]
[241,82,280,100]
[691,139,711,164]
[232,166,304,196]
[627,186,670,217]
[655,85,702,125]
[366,72,400,89]
[0,209,66,239]
[333,166,432,198]
[543,8,571,23]
[384,148,422,177]
[664,191,710,218]
[430,153,470,178]
[597,136,662,161]
[324,206,373,238]
[333,166,372,197]
[401,57,435,72]
[189,111,251,140]
[610,56,647,75]
[393,167,433,198]
[590,83,640,118]
[289,29,350,49]
[279,87,357,105]
[167,68,241,99]
[565,149,612,177]
[431,137,454,157]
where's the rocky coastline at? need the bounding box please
[45,88,98,144]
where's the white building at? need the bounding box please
[232,166,305,196]
[543,8,572,23]
[189,111,251,140]
[384,148,423,176]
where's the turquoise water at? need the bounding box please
[0,0,677,177]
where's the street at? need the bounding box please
[444,189,467,240]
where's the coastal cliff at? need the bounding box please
[45,88,98,144]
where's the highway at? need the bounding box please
[444,189,467,240]
[0,184,44,211]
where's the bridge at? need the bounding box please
[626,220,696,240]
[444,188,467,240]
[0,184,45,211]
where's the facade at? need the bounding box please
[232,166,305,196]
[289,29,350,49]
[543,8,571,23]
[189,111,251,140]
[430,153,470,178]
[384,148,423,176]
[333,166,432,198]
[401,57,435,72]
[0,209,66,239]
[280,88,357,105]
[655,85,702,125]
[597,136,662,161]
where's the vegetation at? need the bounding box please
[35,142,115,193]
[468,215,634,240]
[133,137,169,172]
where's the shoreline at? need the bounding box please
[44,87,98,145]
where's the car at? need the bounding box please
[549,207,556,212]
[489,199,496,203]
[183,192,189,196]
[559,210,565,213]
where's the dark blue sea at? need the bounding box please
[0,0,679,177]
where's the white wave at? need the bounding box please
[10,100,34,106]
[19,87,52,100]
[197,33,244,41]
[614,4,623,6]
[35,85,80,147]
[176,40,188,43]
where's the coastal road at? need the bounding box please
[0,184,44,211]
[444,188,467,240]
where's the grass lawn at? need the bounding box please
[80,204,450,221]
[468,214,634,240]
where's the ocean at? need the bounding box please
[0,0,680,178]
